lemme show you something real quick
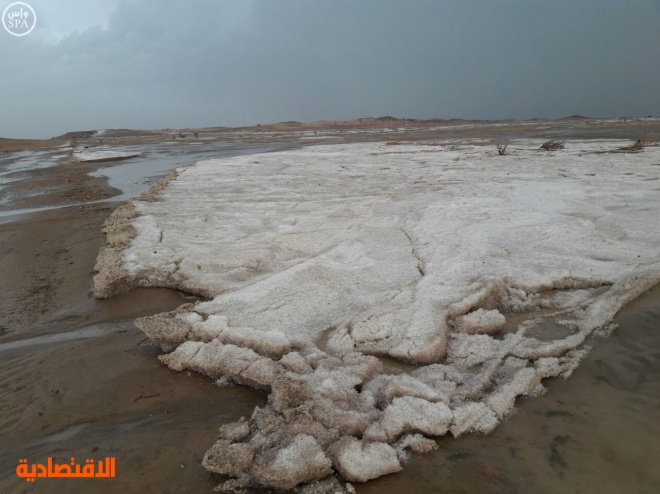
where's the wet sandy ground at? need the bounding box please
[1,119,659,493]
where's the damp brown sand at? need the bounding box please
[0,199,267,494]
[0,329,266,494]
[1,120,660,493]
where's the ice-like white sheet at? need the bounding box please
[93,139,660,492]
[73,148,142,162]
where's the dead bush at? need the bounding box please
[540,140,565,151]
[638,134,660,146]
[615,135,659,153]
[495,139,509,156]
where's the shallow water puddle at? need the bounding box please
[89,142,279,201]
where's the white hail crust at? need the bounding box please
[73,149,143,162]
[93,139,660,492]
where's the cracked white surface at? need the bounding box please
[94,139,660,491]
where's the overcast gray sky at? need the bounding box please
[1,0,659,138]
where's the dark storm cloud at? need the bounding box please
[1,0,659,138]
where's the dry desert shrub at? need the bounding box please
[638,134,660,146]
[495,139,509,155]
[615,134,659,153]
[540,140,565,151]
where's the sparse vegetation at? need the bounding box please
[541,140,565,151]
[495,139,509,155]
[639,134,659,146]
[615,134,660,153]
